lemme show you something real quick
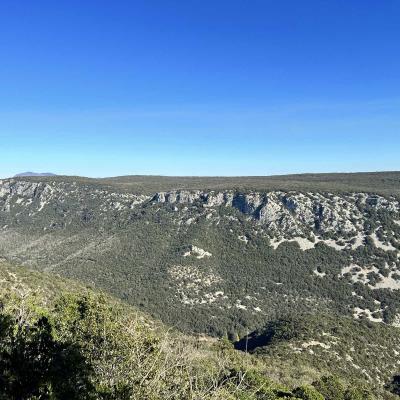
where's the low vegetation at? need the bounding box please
[0,262,396,399]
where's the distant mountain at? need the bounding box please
[14,172,57,177]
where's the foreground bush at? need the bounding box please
[0,291,379,400]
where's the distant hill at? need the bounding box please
[10,171,400,196]
[14,171,57,177]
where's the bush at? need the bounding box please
[0,313,93,400]
[312,376,345,400]
[294,385,325,400]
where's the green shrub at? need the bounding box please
[294,385,325,400]
[312,376,345,400]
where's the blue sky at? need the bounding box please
[0,1,399,177]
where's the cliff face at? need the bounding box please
[2,179,398,245]
[0,179,150,212]
[153,189,399,235]
[0,179,150,225]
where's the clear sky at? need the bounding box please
[0,1,399,178]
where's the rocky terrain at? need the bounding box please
[2,178,399,245]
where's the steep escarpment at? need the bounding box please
[0,179,149,221]
[2,179,399,242]
[153,189,400,240]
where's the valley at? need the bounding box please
[1,172,400,396]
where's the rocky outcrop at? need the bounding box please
[0,180,42,198]
[153,190,205,204]
[1,179,399,244]
[0,179,150,216]
[152,189,400,238]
